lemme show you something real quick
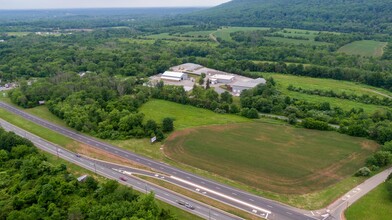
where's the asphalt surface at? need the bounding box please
[0,101,322,220]
[0,118,241,220]
[326,166,392,220]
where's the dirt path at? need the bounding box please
[209,33,219,43]
[364,88,392,99]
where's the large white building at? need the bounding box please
[161,71,188,81]
[210,74,235,84]
[231,78,266,94]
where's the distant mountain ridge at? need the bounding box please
[184,0,392,34]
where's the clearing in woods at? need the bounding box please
[338,40,388,57]
[164,121,378,194]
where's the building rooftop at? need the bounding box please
[162,71,186,78]
[171,63,203,72]
[232,78,266,88]
[211,74,235,80]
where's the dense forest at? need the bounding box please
[0,128,175,220]
[184,0,392,34]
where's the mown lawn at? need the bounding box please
[139,99,250,130]
[260,72,392,113]
[338,40,388,57]
[164,121,378,194]
[345,183,392,220]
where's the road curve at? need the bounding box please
[0,101,320,220]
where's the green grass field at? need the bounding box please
[264,37,330,46]
[345,183,392,220]
[164,121,378,194]
[139,99,250,130]
[212,27,269,41]
[338,40,388,57]
[5,32,31,36]
[261,72,392,113]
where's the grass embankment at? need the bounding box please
[136,175,260,220]
[261,72,392,113]
[164,121,378,195]
[338,40,388,57]
[345,183,392,220]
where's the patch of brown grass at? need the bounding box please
[66,141,151,171]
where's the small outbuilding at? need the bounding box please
[232,78,267,94]
[161,71,188,81]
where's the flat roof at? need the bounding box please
[162,71,186,78]
[232,78,266,88]
[171,63,203,72]
[211,74,235,80]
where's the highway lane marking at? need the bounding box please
[286,212,292,215]
[170,176,271,215]
[232,193,237,195]
[267,205,273,208]
[249,199,254,201]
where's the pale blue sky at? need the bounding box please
[0,0,231,9]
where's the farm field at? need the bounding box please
[164,121,378,194]
[345,183,392,220]
[264,36,330,46]
[260,72,392,113]
[338,40,388,57]
[139,99,250,130]
[143,27,339,44]
[212,27,269,41]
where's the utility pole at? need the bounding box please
[94,161,97,174]
[56,146,59,158]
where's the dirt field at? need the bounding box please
[164,122,378,194]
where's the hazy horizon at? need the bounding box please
[0,0,231,10]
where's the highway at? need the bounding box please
[0,118,241,220]
[0,101,322,220]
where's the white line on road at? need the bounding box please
[170,176,271,215]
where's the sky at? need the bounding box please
[0,0,231,10]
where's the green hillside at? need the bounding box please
[186,0,392,34]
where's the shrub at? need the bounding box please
[355,167,371,177]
